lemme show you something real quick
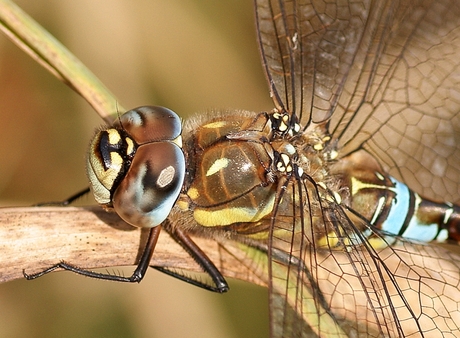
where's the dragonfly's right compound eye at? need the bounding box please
[86,106,185,228]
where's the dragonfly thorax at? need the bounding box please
[178,110,335,230]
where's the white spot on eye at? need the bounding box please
[206,158,229,176]
[157,165,175,188]
[126,111,143,126]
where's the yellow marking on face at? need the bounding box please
[206,158,229,177]
[125,137,135,155]
[203,121,227,128]
[109,152,123,168]
[172,135,182,148]
[107,129,121,144]
[187,187,200,200]
[95,152,123,190]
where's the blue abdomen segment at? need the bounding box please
[373,176,459,244]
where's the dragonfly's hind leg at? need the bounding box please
[153,226,229,293]
[24,226,161,283]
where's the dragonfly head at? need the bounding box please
[86,106,185,228]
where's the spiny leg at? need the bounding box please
[154,226,229,293]
[24,225,161,283]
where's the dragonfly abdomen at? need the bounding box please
[336,150,459,246]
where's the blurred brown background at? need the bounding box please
[0,1,274,337]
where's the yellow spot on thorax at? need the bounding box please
[194,194,275,226]
[203,121,227,128]
[206,158,229,176]
[187,187,200,200]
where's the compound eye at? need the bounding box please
[112,142,185,228]
[118,106,182,144]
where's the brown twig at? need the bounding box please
[0,206,268,287]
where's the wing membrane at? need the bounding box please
[269,174,460,337]
[256,0,460,202]
[255,0,372,126]
[255,0,460,336]
[334,0,460,202]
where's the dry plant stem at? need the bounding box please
[0,206,268,286]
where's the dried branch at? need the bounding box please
[0,206,269,287]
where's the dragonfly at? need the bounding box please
[24,0,460,337]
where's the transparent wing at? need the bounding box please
[255,0,460,336]
[269,175,460,337]
[255,0,460,202]
[255,0,371,127]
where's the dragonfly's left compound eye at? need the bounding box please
[87,106,185,228]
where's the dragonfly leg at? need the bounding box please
[35,187,91,206]
[24,226,161,283]
[153,226,229,293]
